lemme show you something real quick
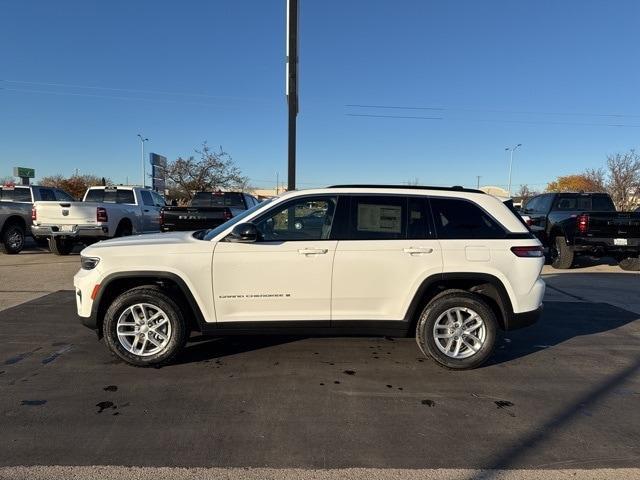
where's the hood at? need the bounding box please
[87,231,198,250]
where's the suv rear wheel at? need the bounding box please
[103,286,188,367]
[416,292,497,370]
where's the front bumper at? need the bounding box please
[74,267,100,331]
[507,304,543,330]
[32,224,108,239]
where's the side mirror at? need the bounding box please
[227,223,258,243]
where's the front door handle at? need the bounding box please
[298,248,329,255]
[403,247,434,255]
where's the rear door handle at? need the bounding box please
[298,248,328,255]
[403,247,434,255]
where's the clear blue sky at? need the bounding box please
[2,0,639,191]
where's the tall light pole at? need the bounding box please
[286,0,299,191]
[137,134,149,187]
[505,143,522,197]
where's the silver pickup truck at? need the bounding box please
[0,185,75,254]
[32,186,165,255]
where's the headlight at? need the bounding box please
[80,256,100,270]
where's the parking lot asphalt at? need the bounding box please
[0,247,639,478]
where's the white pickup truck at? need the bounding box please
[32,186,166,255]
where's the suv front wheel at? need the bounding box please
[103,286,188,367]
[416,292,498,370]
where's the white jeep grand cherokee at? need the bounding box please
[74,185,545,369]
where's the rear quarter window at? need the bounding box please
[430,198,506,239]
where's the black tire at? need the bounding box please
[619,256,640,272]
[416,291,498,370]
[115,221,133,237]
[550,236,574,269]
[0,223,25,254]
[48,237,74,255]
[103,286,188,367]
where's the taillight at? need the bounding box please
[223,210,233,220]
[97,207,108,222]
[577,214,589,235]
[31,207,37,221]
[525,218,532,226]
[511,246,544,257]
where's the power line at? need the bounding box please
[345,112,640,128]
[1,79,273,103]
[0,87,278,109]
[346,113,444,121]
[345,103,640,118]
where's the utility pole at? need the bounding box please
[476,176,481,189]
[286,0,299,191]
[276,172,279,194]
[137,134,149,187]
[505,143,522,197]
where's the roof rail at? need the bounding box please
[327,184,485,194]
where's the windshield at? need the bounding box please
[202,198,273,241]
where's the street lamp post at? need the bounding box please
[505,143,522,197]
[137,134,149,187]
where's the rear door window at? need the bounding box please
[430,198,506,239]
[140,190,154,207]
[347,195,407,240]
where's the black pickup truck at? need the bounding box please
[522,192,640,270]
[160,191,260,232]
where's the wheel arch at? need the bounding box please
[1,215,27,235]
[91,271,207,338]
[116,217,133,234]
[404,273,514,333]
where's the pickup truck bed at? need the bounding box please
[160,191,258,232]
[0,185,74,254]
[524,192,640,270]
[32,186,165,255]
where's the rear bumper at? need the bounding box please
[32,224,109,239]
[507,304,543,331]
[573,236,639,254]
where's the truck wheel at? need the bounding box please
[115,222,132,237]
[0,224,25,254]
[103,286,188,367]
[619,256,640,272]
[48,237,74,255]
[416,291,497,370]
[550,236,574,269]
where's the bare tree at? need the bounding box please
[40,174,111,200]
[606,150,640,210]
[165,142,249,202]
[517,184,538,202]
[583,167,607,192]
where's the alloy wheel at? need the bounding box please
[432,307,487,359]
[116,303,172,357]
